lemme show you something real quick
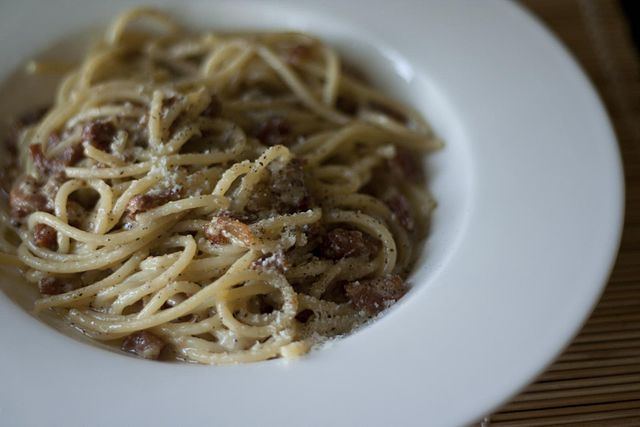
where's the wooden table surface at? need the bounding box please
[487,1,640,425]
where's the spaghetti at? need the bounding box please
[0,8,439,364]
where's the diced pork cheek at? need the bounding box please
[9,174,85,226]
[33,224,57,250]
[302,221,325,249]
[344,274,408,315]
[121,331,165,360]
[204,216,255,246]
[271,159,312,212]
[38,276,83,296]
[388,146,425,184]
[1,107,48,192]
[9,176,49,220]
[385,191,415,231]
[319,228,379,260]
[30,144,58,175]
[82,120,116,151]
[244,181,271,214]
[30,141,83,176]
[125,189,183,217]
[245,158,313,215]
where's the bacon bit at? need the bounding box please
[125,189,183,217]
[254,116,292,147]
[285,43,314,65]
[30,144,58,175]
[388,146,425,184]
[344,274,408,315]
[201,95,222,118]
[8,175,49,219]
[319,228,378,260]
[251,250,288,273]
[33,224,57,250]
[121,331,165,360]
[82,120,116,151]
[385,192,415,231]
[3,107,50,178]
[204,216,255,246]
[30,142,83,175]
[60,144,84,166]
[244,182,270,214]
[269,158,313,213]
[245,158,313,215]
[38,276,83,296]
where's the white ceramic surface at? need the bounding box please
[0,1,624,426]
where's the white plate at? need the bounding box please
[0,1,624,426]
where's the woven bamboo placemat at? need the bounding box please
[483,0,640,425]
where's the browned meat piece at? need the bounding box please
[204,216,255,246]
[319,228,378,260]
[60,144,84,166]
[3,107,50,185]
[269,158,313,213]
[82,120,116,151]
[385,191,415,231]
[30,144,58,175]
[30,142,83,175]
[302,221,325,248]
[38,276,83,296]
[388,146,425,184]
[33,224,57,250]
[244,182,270,214]
[245,158,313,215]
[251,250,288,273]
[9,176,49,219]
[121,331,165,360]
[254,117,292,147]
[125,189,182,217]
[344,274,408,315]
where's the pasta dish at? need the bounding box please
[0,8,439,363]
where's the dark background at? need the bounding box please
[622,0,640,52]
